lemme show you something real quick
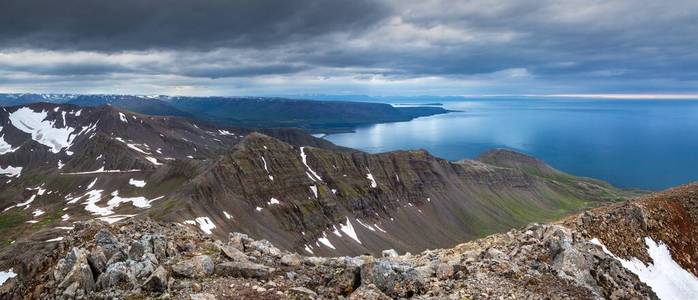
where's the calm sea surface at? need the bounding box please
[325,98,698,190]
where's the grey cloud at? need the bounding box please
[2,0,698,94]
[0,0,390,51]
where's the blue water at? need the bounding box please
[325,98,698,190]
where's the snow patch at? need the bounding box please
[15,194,36,209]
[129,178,146,187]
[340,217,362,244]
[193,217,216,235]
[45,237,64,242]
[0,269,17,286]
[268,198,280,205]
[261,156,273,181]
[300,147,322,181]
[590,237,698,299]
[318,232,336,249]
[356,219,376,232]
[223,211,233,220]
[86,178,98,190]
[144,156,162,165]
[0,165,22,177]
[366,172,377,188]
[0,131,20,154]
[81,190,163,216]
[32,209,44,217]
[309,185,318,198]
[119,112,128,123]
[61,167,141,175]
[218,130,234,136]
[9,107,77,153]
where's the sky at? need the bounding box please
[1,0,698,97]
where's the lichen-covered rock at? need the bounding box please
[54,248,96,295]
[142,266,168,293]
[348,283,391,300]
[280,253,302,266]
[214,261,272,279]
[381,249,398,258]
[172,255,214,278]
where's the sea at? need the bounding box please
[325,97,698,190]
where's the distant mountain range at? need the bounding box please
[0,94,454,132]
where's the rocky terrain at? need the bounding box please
[0,216,657,299]
[4,183,698,299]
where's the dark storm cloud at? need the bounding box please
[2,0,698,94]
[0,0,390,51]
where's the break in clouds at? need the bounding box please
[1,0,698,96]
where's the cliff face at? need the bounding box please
[158,134,636,256]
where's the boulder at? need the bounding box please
[142,266,168,293]
[94,229,122,260]
[214,261,272,279]
[436,263,457,280]
[54,248,96,293]
[190,293,217,300]
[281,254,302,266]
[172,255,214,278]
[143,234,168,261]
[327,266,361,296]
[304,256,328,266]
[361,261,424,298]
[128,239,151,261]
[228,232,251,251]
[218,243,249,261]
[97,261,136,290]
[249,240,282,258]
[381,249,399,258]
[87,247,108,276]
[348,283,391,300]
[289,286,317,300]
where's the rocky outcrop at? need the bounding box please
[564,182,698,277]
[0,217,659,299]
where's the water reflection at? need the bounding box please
[326,99,698,190]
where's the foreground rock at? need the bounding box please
[0,216,660,299]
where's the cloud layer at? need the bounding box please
[1,0,697,96]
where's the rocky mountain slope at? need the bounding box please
[0,103,638,258]
[2,183,696,299]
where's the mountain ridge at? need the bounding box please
[0,94,454,133]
